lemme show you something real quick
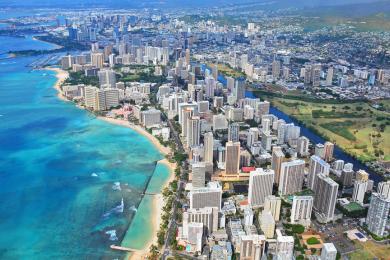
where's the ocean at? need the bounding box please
[0,26,169,259]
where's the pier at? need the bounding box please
[110,245,140,252]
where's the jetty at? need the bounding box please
[110,245,139,252]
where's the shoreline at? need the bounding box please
[44,67,69,102]
[47,66,176,259]
[98,116,172,156]
[128,158,176,260]
[32,35,63,50]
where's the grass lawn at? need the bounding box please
[212,63,245,78]
[344,202,364,212]
[350,241,390,260]
[266,97,390,162]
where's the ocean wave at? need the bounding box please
[129,205,137,212]
[105,230,118,241]
[102,198,124,218]
[114,159,122,165]
[112,182,121,191]
[91,173,98,177]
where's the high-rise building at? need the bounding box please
[378,180,390,199]
[326,67,334,86]
[217,146,226,170]
[352,180,368,205]
[227,77,235,93]
[61,55,73,69]
[256,101,270,119]
[261,131,272,152]
[271,147,285,184]
[213,114,228,130]
[291,196,313,227]
[248,168,274,208]
[192,162,206,188]
[186,116,201,148]
[356,169,369,181]
[233,80,245,101]
[321,243,337,260]
[205,76,216,98]
[239,235,265,260]
[278,160,305,196]
[91,52,104,68]
[324,141,334,162]
[141,109,161,128]
[189,182,222,210]
[246,128,259,148]
[183,207,218,236]
[313,174,339,223]
[341,163,354,187]
[315,143,325,158]
[366,193,390,237]
[311,64,321,87]
[203,132,214,164]
[211,64,218,80]
[297,136,310,157]
[98,69,116,88]
[228,123,240,142]
[260,211,275,238]
[275,229,294,260]
[263,195,281,221]
[272,60,281,79]
[225,141,240,175]
[186,222,203,252]
[307,155,330,190]
[185,48,190,65]
[84,86,98,109]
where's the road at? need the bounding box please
[161,111,187,260]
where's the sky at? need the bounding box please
[0,0,385,9]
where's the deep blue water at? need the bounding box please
[0,35,169,259]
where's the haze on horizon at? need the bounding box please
[0,0,388,9]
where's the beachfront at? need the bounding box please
[48,67,176,259]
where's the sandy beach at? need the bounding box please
[45,67,69,102]
[128,158,176,260]
[49,67,176,259]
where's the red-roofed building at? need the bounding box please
[242,166,256,173]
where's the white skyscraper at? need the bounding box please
[297,136,310,157]
[98,69,116,88]
[203,132,214,164]
[279,160,305,196]
[264,195,281,221]
[352,180,368,205]
[186,116,201,148]
[190,182,222,210]
[308,155,330,190]
[291,196,313,227]
[275,229,294,260]
[183,207,218,236]
[248,168,274,208]
[313,174,339,223]
[228,123,240,142]
[378,180,390,199]
[321,243,337,260]
[239,235,265,259]
[271,147,284,184]
[366,193,390,237]
[247,127,259,148]
[192,162,206,188]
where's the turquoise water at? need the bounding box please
[0,36,169,258]
[121,162,171,250]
